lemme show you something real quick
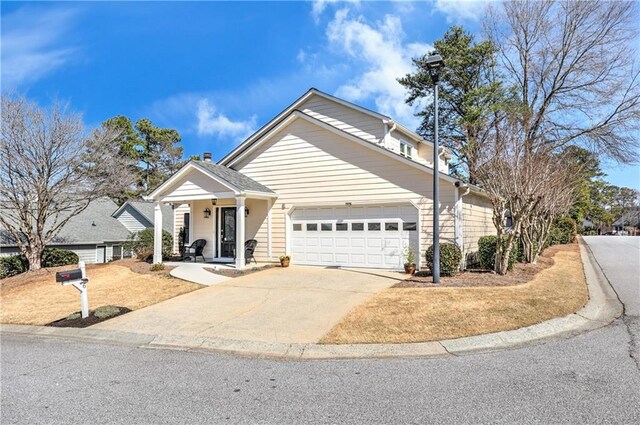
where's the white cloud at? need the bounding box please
[326,9,432,127]
[196,99,257,141]
[433,0,491,23]
[311,0,360,23]
[1,7,79,87]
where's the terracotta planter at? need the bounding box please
[404,263,416,274]
[280,259,290,268]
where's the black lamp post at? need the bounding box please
[425,53,444,284]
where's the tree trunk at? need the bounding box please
[26,249,42,271]
[495,233,517,275]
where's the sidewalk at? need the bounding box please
[1,239,623,359]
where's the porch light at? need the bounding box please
[203,208,211,219]
[245,207,250,217]
[211,199,217,206]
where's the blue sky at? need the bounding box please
[2,0,638,189]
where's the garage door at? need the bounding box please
[290,204,419,269]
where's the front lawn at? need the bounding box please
[321,243,588,344]
[1,262,202,326]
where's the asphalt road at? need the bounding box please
[2,237,639,424]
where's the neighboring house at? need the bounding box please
[612,210,640,235]
[0,198,174,264]
[146,88,496,270]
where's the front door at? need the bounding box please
[220,207,236,258]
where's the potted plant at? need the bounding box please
[279,255,291,268]
[403,245,416,274]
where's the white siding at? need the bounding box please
[462,192,496,264]
[300,94,385,145]
[116,205,152,232]
[234,118,457,267]
[173,204,191,253]
[1,245,101,265]
[162,171,230,201]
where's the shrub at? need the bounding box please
[93,305,122,319]
[150,262,165,271]
[547,217,577,246]
[124,228,173,261]
[42,248,79,267]
[425,243,462,276]
[0,255,27,279]
[478,236,519,271]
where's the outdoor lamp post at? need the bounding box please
[425,53,444,284]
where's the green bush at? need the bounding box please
[547,217,577,246]
[0,255,28,279]
[150,262,165,271]
[425,243,462,276]
[42,248,79,267]
[478,235,519,271]
[93,305,121,320]
[124,228,173,261]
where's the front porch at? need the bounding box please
[145,159,278,269]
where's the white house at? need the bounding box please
[147,88,496,270]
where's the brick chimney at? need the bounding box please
[203,152,212,162]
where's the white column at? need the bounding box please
[153,202,163,264]
[267,199,272,259]
[235,196,246,269]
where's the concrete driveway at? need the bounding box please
[92,266,401,343]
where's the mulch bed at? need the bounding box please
[393,244,564,288]
[112,259,174,276]
[205,264,274,278]
[46,306,132,328]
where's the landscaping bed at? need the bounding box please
[321,243,588,344]
[396,245,558,288]
[47,305,132,328]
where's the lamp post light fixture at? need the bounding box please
[425,53,444,284]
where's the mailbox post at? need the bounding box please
[56,261,89,318]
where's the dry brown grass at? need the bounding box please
[321,244,588,344]
[1,263,202,325]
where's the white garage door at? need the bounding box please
[290,204,419,269]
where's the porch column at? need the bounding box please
[153,202,163,264]
[235,195,246,269]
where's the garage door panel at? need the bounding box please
[291,204,418,269]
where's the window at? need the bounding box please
[321,223,332,231]
[306,223,318,231]
[385,223,399,231]
[112,245,122,260]
[183,213,190,244]
[352,223,364,231]
[336,223,348,231]
[403,222,417,231]
[368,222,381,231]
[400,140,413,158]
[293,223,302,231]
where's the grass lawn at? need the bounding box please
[321,243,588,344]
[1,262,202,326]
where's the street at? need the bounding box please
[2,237,639,424]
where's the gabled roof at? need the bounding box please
[224,109,458,185]
[218,88,433,166]
[113,200,173,232]
[1,197,131,246]
[145,160,276,202]
[612,210,640,227]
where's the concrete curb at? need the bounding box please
[1,239,623,360]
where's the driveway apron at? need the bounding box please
[91,266,400,344]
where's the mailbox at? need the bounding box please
[56,269,83,283]
[55,262,90,318]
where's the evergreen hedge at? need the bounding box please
[478,235,519,271]
[425,243,462,276]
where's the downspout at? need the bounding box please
[382,120,397,149]
[455,182,471,269]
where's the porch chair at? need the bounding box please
[244,239,258,265]
[183,239,207,262]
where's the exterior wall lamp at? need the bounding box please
[203,208,211,219]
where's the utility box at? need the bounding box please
[56,269,83,283]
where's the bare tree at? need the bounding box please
[485,0,640,159]
[0,96,134,271]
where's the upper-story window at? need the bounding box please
[399,140,413,159]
